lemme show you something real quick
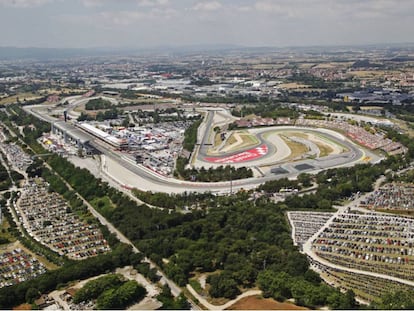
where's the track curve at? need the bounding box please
[24,102,373,194]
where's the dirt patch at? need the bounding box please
[226,295,308,310]
[284,132,308,139]
[13,304,32,310]
[278,83,311,90]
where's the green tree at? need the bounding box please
[207,273,240,299]
[374,290,414,310]
[96,288,118,309]
[73,274,123,304]
[25,287,39,304]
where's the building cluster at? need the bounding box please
[16,179,110,260]
[383,72,414,88]
[131,121,190,176]
[337,89,414,105]
[0,248,46,288]
[78,120,193,176]
[360,183,414,211]
[102,75,284,99]
[296,118,406,155]
[40,134,78,156]
[312,212,414,281]
[287,211,333,247]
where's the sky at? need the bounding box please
[0,0,413,49]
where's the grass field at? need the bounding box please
[360,106,384,110]
[0,93,42,105]
[278,82,311,89]
[214,133,223,148]
[278,131,334,157]
[91,196,116,211]
[280,136,309,161]
[73,102,86,112]
[0,218,16,244]
[393,119,414,138]
[215,131,259,154]
[189,278,204,294]
[284,132,308,139]
[375,208,414,217]
[284,131,336,157]
[314,141,334,157]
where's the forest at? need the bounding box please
[73,274,147,309]
[85,97,114,110]
[183,119,202,152]
[231,103,299,119]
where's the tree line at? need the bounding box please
[175,157,253,182]
[73,274,147,309]
[85,97,114,110]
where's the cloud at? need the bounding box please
[2,0,413,48]
[62,6,178,29]
[236,6,252,12]
[81,0,102,8]
[137,0,169,7]
[0,0,53,8]
[192,1,222,11]
[88,10,146,26]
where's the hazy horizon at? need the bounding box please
[0,0,413,49]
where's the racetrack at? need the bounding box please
[24,102,381,194]
[194,125,366,173]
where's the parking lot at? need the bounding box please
[360,182,414,211]
[0,243,47,288]
[312,212,414,281]
[0,142,32,172]
[288,211,334,247]
[16,179,111,260]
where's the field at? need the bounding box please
[0,218,17,244]
[314,141,334,157]
[278,82,311,89]
[12,303,32,310]
[376,208,414,217]
[214,133,223,148]
[359,106,384,111]
[0,93,43,105]
[43,88,88,95]
[347,70,400,79]
[280,135,308,161]
[227,295,308,310]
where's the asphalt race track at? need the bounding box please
[24,102,377,194]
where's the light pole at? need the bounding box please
[229,168,233,195]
